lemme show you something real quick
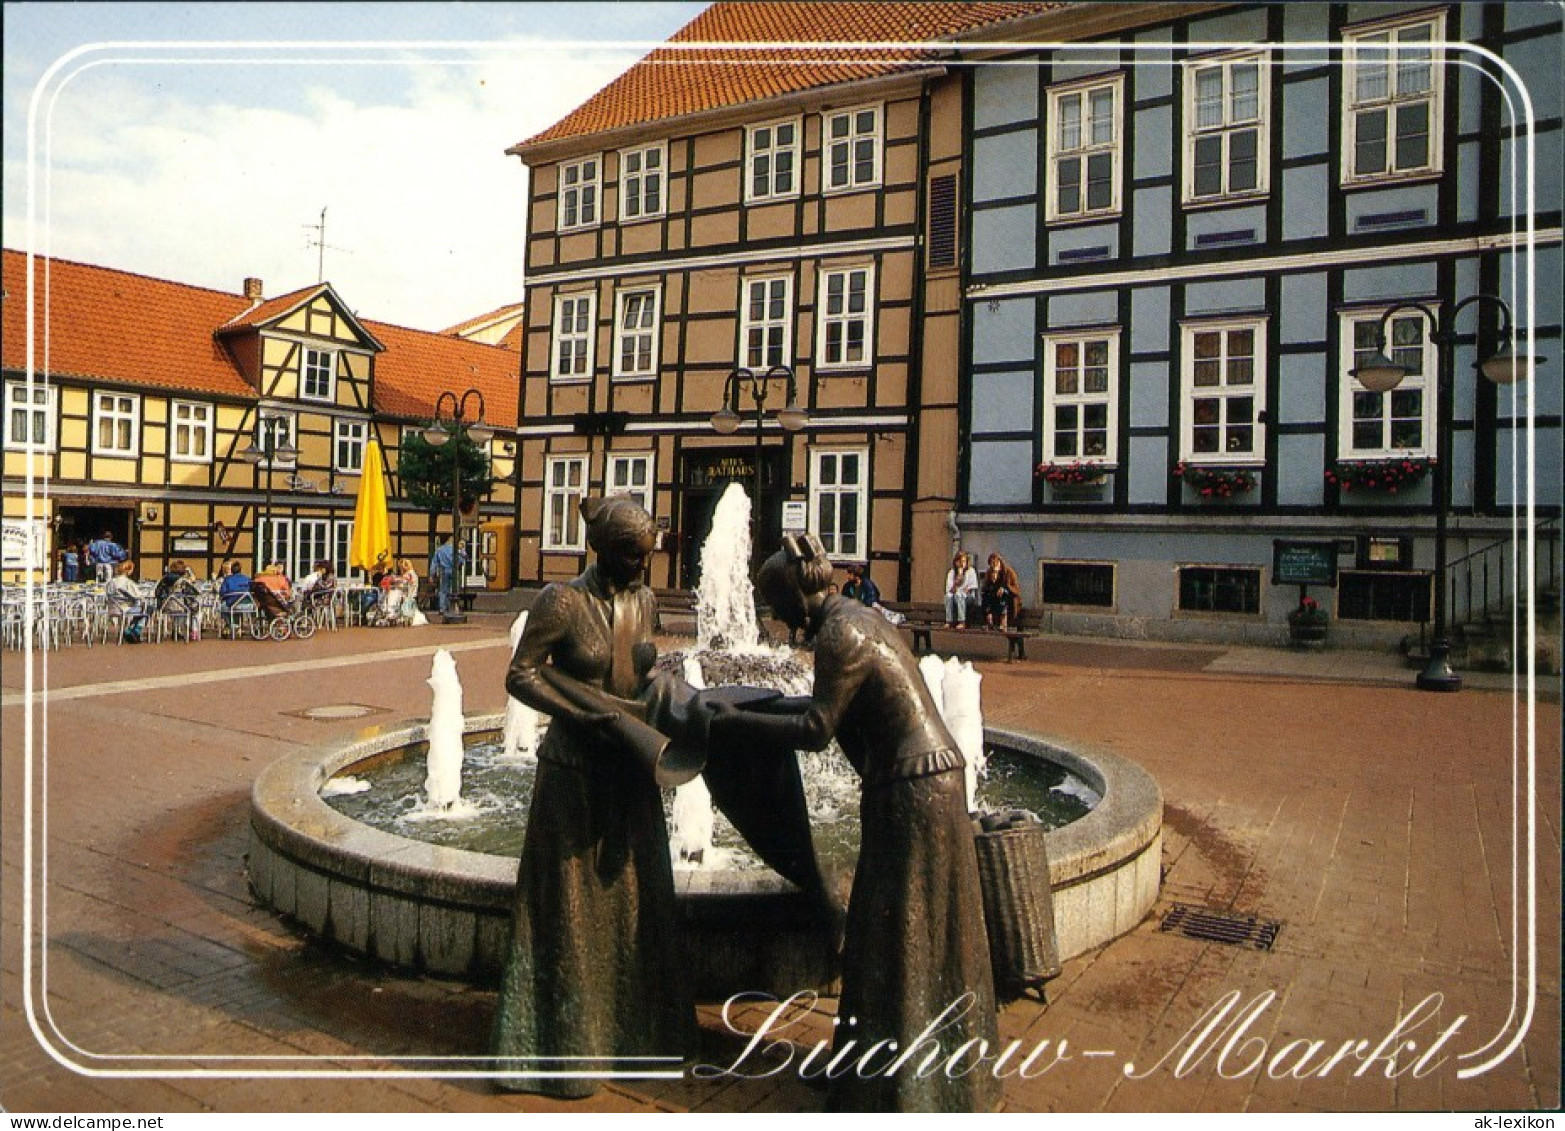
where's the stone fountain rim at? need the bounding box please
[249,713,1161,909]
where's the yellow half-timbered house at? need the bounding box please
[1,249,520,587]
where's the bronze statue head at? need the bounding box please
[758,532,834,635]
[582,495,656,589]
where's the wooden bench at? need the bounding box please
[888,602,1042,662]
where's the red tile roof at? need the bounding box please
[1,249,518,426]
[515,2,1062,151]
[366,318,520,425]
[2,248,257,398]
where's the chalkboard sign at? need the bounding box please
[1272,540,1338,587]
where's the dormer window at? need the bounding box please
[301,347,335,401]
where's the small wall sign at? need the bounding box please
[1272,540,1339,587]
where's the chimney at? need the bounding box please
[243,277,263,301]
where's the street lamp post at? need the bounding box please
[709,365,808,544]
[422,388,493,624]
[239,415,299,569]
[1351,293,1540,692]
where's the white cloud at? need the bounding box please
[10,40,666,330]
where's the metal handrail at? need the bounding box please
[1444,514,1560,632]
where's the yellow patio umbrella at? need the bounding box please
[349,438,392,573]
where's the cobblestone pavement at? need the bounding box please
[2,618,1558,1113]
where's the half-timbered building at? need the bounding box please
[1,249,521,586]
[952,1,1561,645]
[507,2,1058,597]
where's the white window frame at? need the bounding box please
[557,156,601,231]
[607,452,655,516]
[808,447,869,561]
[332,519,360,582]
[823,104,882,193]
[1183,52,1269,204]
[1045,74,1124,222]
[746,117,802,203]
[91,390,141,458]
[543,455,589,552]
[612,287,661,379]
[334,418,367,474]
[255,409,298,469]
[1342,11,1445,185]
[551,292,597,381]
[5,381,56,452]
[815,265,875,372]
[618,142,666,222]
[1041,330,1120,466]
[462,526,487,587]
[294,518,331,582]
[300,346,335,401]
[1339,308,1437,459]
[169,400,213,464]
[739,276,793,370]
[1179,319,1268,464]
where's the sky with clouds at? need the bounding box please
[3,1,707,332]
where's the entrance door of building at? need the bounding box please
[677,448,787,590]
[58,504,135,578]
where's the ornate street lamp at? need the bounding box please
[709,365,808,542]
[240,415,299,569]
[423,388,493,624]
[1350,294,1542,692]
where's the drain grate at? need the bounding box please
[1159,903,1281,950]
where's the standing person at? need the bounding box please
[104,560,147,643]
[87,530,127,583]
[705,533,1000,1112]
[944,551,978,629]
[392,557,420,620]
[491,496,693,1096]
[430,535,459,614]
[980,552,1021,629]
[61,543,81,583]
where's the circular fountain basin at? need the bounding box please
[248,713,1161,993]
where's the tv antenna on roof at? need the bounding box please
[303,206,351,282]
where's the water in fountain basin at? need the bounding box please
[325,738,1094,863]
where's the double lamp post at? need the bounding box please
[1350,292,1540,693]
[240,415,299,567]
[422,388,493,624]
[709,365,808,539]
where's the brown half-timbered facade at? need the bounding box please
[1,249,521,586]
[507,2,1057,597]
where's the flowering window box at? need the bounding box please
[1035,462,1111,487]
[1174,461,1258,499]
[1325,457,1435,494]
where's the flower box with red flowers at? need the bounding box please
[1325,457,1435,494]
[1035,462,1110,487]
[1174,461,1258,498]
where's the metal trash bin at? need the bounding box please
[973,809,1061,1000]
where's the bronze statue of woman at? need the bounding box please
[706,533,1001,1112]
[491,496,693,1096]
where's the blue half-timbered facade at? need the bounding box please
[959,2,1562,645]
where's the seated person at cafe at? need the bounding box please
[218,560,252,607]
[104,560,148,643]
[250,562,294,619]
